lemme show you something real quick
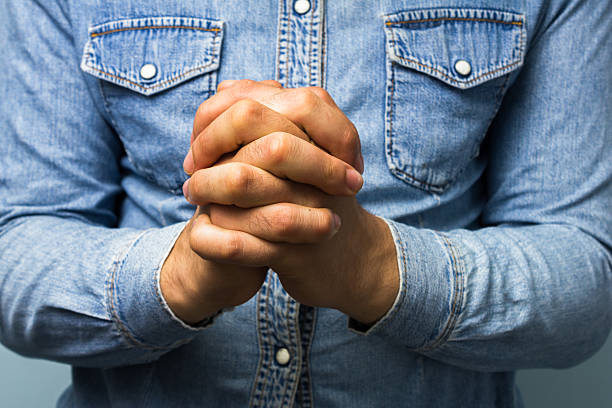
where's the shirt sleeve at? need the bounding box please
[352,0,612,371]
[0,0,207,368]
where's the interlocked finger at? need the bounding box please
[189,212,281,267]
[209,203,341,244]
[184,162,328,208]
[230,132,363,196]
[185,98,309,174]
[191,80,363,172]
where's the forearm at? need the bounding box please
[0,216,203,368]
[371,0,612,371]
[365,220,612,371]
[160,216,268,325]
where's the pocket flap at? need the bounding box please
[384,8,526,89]
[81,17,223,96]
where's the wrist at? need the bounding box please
[342,212,399,325]
[160,228,226,325]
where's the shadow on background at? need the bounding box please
[0,346,69,407]
[517,332,612,407]
[1,333,611,407]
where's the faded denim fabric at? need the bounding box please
[1,0,611,407]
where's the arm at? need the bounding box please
[0,0,223,367]
[184,0,612,371]
[400,0,612,370]
[0,13,360,369]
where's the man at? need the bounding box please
[1,1,611,407]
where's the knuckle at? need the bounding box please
[192,212,212,232]
[270,205,299,238]
[265,133,292,165]
[220,233,244,260]
[230,99,263,132]
[233,79,257,94]
[292,88,319,111]
[225,164,253,196]
[309,87,332,103]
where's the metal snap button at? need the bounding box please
[454,60,472,77]
[139,63,157,80]
[293,0,311,14]
[275,347,291,365]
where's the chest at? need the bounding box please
[75,0,529,227]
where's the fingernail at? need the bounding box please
[345,168,363,193]
[183,148,194,175]
[356,154,365,174]
[182,178,192,202]
[333,213,342,232]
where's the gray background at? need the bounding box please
[1,334,611,407]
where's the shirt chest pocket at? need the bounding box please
[383,8,525,194]
[81,17,224,193]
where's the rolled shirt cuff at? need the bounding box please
[109,221,219,354]
[350,218,462,352]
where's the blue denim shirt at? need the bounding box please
[1,0,611,407]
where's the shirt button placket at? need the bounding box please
[248,2,326,406]
[249,273,303,407]
[277,0,325,88]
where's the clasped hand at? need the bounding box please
[161,80,398,327]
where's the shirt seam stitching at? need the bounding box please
[84,27,220,93]
[305,308,316,408]
[392,55,522,87]
[385,17,522,26]
[417,233,465,352]
[107,230,172,351]
[248,280,266,407]
[85,58,216,92]
[387,27,439,190]
[90,25,220,38]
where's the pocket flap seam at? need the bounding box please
[384,8,526,89]
[80,17,224,96]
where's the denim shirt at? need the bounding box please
[1,0,611,407]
